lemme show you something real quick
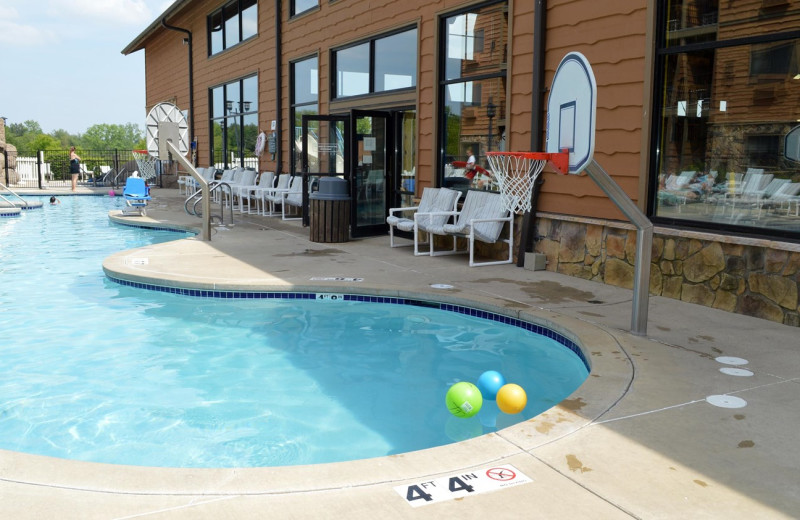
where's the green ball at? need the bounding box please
[445,382,483,418]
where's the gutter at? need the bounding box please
[160,19,195,146]
[275,0,283,174]
[518,0,547,266]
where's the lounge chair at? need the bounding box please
[262,173,292,216]
[386,187,461,249]
[122,177,151,216]
[281,176,304,220]
[415,190,515,267]
[226,169,258,213]
[246,171,275,214]
[757,182,800,217]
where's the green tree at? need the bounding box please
[82,123,143,150]
[5,120,44,152]
[28,134,62,151]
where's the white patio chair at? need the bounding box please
[415,190,515,267]
[262,173,292,216]
[247,171,275,214]
[386,187,460,249]
[281,176,304,220]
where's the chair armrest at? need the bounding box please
[388,205,420,216]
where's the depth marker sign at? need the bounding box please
[394,464,531,507]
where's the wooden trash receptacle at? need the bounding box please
[310,198,350,243]
[309,177,350,243]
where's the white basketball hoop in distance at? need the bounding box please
[545,52,597,175]
[487,151,566,214]
[131,150,159,182]
[145,102,190,160]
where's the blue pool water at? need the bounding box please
[0,196,589,468]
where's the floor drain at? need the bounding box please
[706,395,747,408]
[587,300,604,304]
[715,356,748,366]
[720,367,754,377]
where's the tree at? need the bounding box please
[5,120,44,152]
[82,123,144,150]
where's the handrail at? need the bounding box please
[184,182,234,226]
[0,182,31,209]
[165,141,211,241]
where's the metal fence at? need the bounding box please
[2,149,143,189]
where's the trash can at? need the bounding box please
[309,177,350,243]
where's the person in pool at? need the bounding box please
[49,196,60,205]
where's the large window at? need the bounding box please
[208,0,258,56]
[653,1,800,239]
[291,56,319,174]
[438,2,507,191]
[332,28,417,99]
[209,75,258,168]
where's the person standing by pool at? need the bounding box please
[69,147,81,192]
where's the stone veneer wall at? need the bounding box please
[532,213,800,327]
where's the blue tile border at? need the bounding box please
[105,277,590,371]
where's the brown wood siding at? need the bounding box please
[543,0,648,221]
[137,0,649,219]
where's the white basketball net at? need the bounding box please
[486,153,548,213]
[132,150,159,181]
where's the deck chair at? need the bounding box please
[247,171,275,214]
[386,187,461,249]
[416,190,514,266]
[227,169,258,213]
[122,177,151,216]
[281,176,304,220]
[263,173,292,216]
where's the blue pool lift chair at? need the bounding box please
[122,176,151,216]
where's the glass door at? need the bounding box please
[300,114,348,226]
[350,110,391,238]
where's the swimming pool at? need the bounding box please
[1,196,589,468]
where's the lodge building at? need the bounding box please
[123,0,800,326]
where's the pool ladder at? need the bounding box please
[185,182,234,226]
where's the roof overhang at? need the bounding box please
[121,0,194,55]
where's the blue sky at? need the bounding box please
[0,0,173,135]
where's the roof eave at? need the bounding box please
[121,0,194,55]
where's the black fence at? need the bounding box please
[2,149,145,189]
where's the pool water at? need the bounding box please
[0,196,589,468]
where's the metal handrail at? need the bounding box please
[183,182,234,227]
[0,182,31,209]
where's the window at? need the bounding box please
[208,0,258,56]
[438,2,507,191]
[332,27,418,99]
[291,0,317,17]
[209,75,258,168]
[652,1,800,239]
[291,56,319,174]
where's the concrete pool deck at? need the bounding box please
[2,187,799,519]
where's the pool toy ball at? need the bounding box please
[496,383,527,414]
[446,382,483,418]
[476,370,506,400]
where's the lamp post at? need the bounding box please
[486,98,497,152]
[226,101,250,167]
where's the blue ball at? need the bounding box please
[476,370,506,401]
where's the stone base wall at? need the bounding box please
[533,214,800,327]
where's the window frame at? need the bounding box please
[207,0,258,57]
[331,26,418,100]
[209,74,259,168]
[649,2,800,241]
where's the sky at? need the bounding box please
[0,0,175,135]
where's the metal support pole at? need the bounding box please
[583,159,652,336]
[166,140,211,241]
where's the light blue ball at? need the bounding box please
[476,370,506,401]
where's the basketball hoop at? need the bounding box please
[132,149,159,182]
[486,151,568,213]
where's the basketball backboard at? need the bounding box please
[545,52,597,174]
[784,125,800,162]
[145,102,190,160]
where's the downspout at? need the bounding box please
[275,0,283,174]
[518,0,547,266]
[161,19,195,148]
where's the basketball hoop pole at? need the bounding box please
[583,159,652,336]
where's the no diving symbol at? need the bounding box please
[486,467,516,481]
